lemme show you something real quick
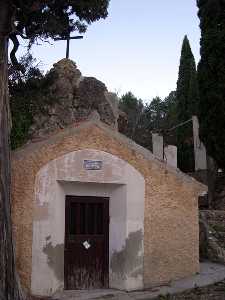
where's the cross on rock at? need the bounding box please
[54,34,83,59]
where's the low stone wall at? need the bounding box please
[200,210,225,264]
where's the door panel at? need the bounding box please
[64,196,109,289]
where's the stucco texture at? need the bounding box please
[11,120,206,292]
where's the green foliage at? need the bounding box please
[197,0,225,169]
[163,91,178,129]
[176,36,199,172]
[147,96,167,129]
[10,91,33,149]
[177,130,195,172]
[119,37,200,174]
[118,91,178,151]
[9,0,110,147]
[176,35,199,121]
[7,1,109,72]
[9,53,55,149]
[119,92,144,139]
[116,37,199,173]
[13,0,109,42]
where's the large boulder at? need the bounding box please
[28,59,119,140]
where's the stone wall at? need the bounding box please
[11,120,206,294]
[200,210,225,264]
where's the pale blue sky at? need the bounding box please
[16,0,200,102]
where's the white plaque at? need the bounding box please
[83,160,103,170]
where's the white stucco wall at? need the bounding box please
[192,116,207,171]
[31,149,145,296]
[152,133,164,160]
[164,145,177,168]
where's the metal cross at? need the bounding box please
[54,34,83,59]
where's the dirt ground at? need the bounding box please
[155,280,225,300]
[30,280,225,300]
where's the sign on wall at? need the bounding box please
[83,160,103,170]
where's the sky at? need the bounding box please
[16,0,201,102]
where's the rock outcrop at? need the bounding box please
[28,59,119,141]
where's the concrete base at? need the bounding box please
[52,262,225,300]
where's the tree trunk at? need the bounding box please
[0,2,23,299]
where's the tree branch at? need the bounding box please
[9,33,25,73]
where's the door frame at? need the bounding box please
[64,195,109,289]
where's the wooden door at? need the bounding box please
[64,196,109,290]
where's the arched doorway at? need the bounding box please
[31,149,145,295]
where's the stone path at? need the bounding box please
[51,262,225,300]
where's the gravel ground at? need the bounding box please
[154,280,225,300]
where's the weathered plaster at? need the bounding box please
[152,133,164,161]
[30,149,145,295]
[164,145,177,169]
[33,202,49,221]
[110,230,143,278]
[192,116,207,171]
[43,242,64,281]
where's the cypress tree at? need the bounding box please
[176,35,199,121]
[176,36,199,172]
[197,0,225,169]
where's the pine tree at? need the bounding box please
[197,0,225,169]
[176,36,199,172]
[119,92,144,140]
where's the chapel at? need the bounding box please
[11,60,206,297]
